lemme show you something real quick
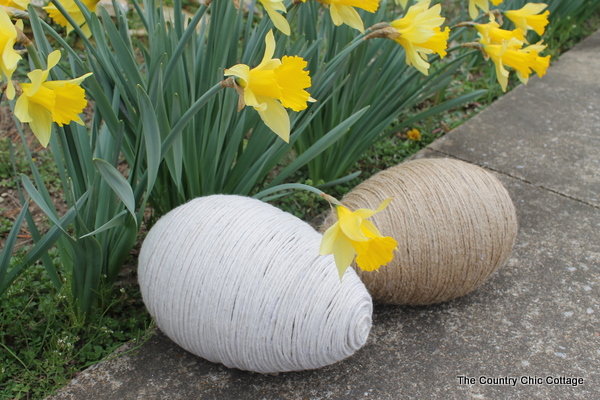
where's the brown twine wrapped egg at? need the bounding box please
[320,158,518,306]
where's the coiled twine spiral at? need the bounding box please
[321,158,518,305]
[138,195,372,373]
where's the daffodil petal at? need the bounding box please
[353,197,392,219]
[468,0,488,20]
[0,7,21,97]
[320,223,341,255]
[44,72,93,89]
[47,50,61,70]
[224,64,250,84]
[80,23,92,39]
[332,234,356,280]
[27,103,54,148]
[26,69,45,94]
[14,93,32,123]
[2,49,20,74]
[329,4,344,26]
[360,219,383,238]
[260,0,290,35]
[331,4,364,32]
[376,197,393,211]
[338,212,369,242]
[257,30,276,68]
[244,88,262,109]
[255,97,290,142]
[5,80,15,100]
[397,38,432,75]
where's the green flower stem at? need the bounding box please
[253,183,324,200]
[25,43,45,70]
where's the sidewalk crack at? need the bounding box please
[423,148,600,210]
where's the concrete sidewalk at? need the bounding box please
[48,30,600,400]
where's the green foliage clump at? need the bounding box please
[0,253,152,400]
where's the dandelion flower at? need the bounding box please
[407,128,420,141]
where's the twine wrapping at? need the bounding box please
[138,195,372,373]
[321,158,518,305]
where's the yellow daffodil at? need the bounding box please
[318,0,379,33]
[0,7,21,100]
[474,19,525,44]
[468,0,503,20]
[516,41,550,83]
[14,50,92,147]
[224,30,314,142]
[44,0,99,37]
[258,0,290,35]
[388,0,449,75]
[504,3,550,36]
[320,198,398,280]
[0,0,29,10]
[480,36,548,92]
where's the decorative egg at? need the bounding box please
[321,158,518,305]
[138,195,372,373]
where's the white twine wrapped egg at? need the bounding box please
[321,158,518,306]
[138,195,372,373]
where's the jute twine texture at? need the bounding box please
[138,195,372,373]
[321,158,518,306]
